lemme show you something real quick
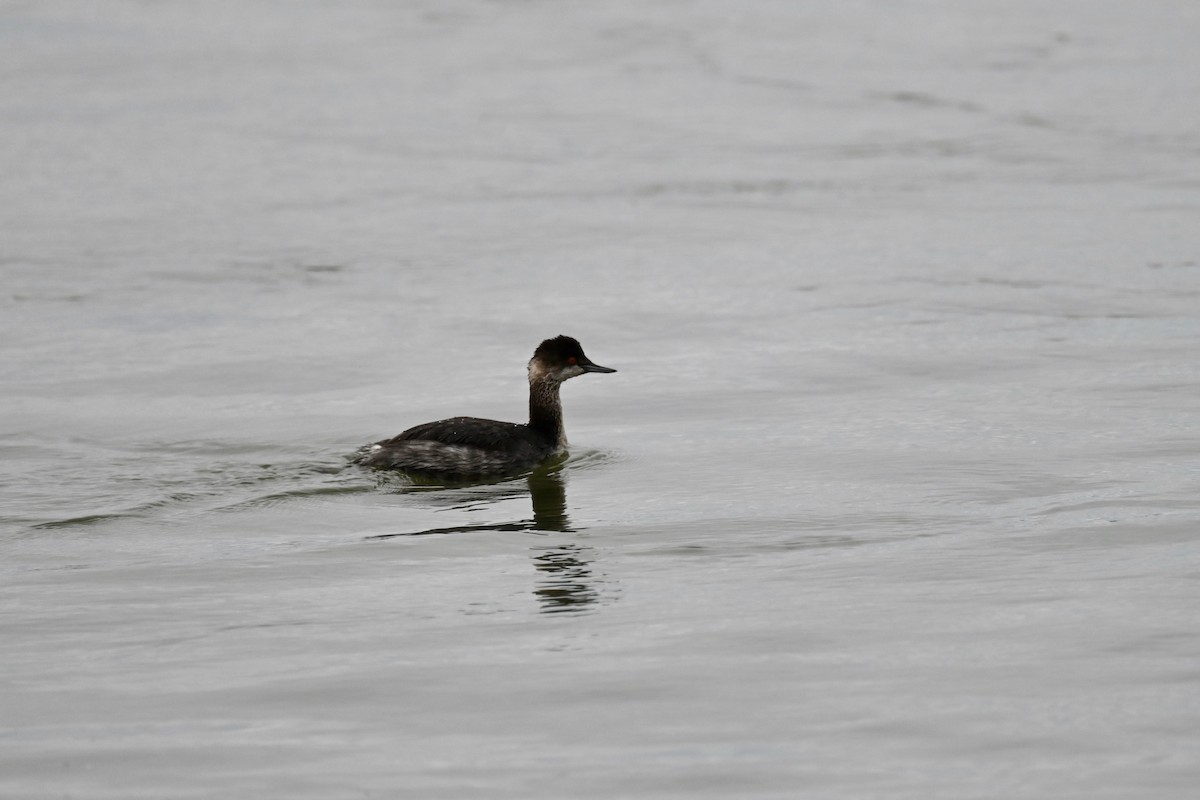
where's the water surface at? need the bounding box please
[2,2,1199,797]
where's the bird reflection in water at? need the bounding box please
[366,465,603,614]
[531,543,598,613]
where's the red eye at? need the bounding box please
[568,356,578,366]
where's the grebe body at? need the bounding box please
[355,335,615,478]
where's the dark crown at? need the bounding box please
[533,335,585,364]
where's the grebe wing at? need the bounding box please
[385,416,537,451]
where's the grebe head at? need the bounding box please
[529,335,617,384]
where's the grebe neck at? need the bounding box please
[528,378,566,447]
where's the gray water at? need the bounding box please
[3,2,1200,798]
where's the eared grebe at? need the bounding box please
[354,335,616,478]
